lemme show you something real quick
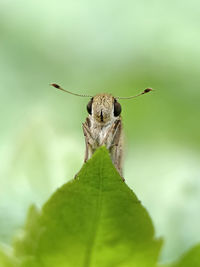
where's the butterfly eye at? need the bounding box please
[87,98,93,115]
[114,100,121,117]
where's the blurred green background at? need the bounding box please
[0,0,200,264]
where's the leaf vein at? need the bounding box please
[83,156,104,267]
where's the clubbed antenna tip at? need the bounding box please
[143,88,153,93]
[51,83,60,89]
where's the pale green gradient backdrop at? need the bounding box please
[0,0,200,264]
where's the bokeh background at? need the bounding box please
[0,0,200,264]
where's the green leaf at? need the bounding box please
[0,247,16,267]
[14,147,162,267]
[169,244,200,267]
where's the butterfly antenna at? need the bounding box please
[116,88,153,99]
[51,83,92,98]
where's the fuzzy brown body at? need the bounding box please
[51,83,152,179]
[82,94,124,177]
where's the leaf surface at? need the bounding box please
[169,244,200,267]
[14,147,162,267]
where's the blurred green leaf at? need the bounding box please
[169,244,200,267]
[14,147,162,267]
[0,248,16,267]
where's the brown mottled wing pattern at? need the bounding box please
[82,117,124,178]
[109,119,123,176]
